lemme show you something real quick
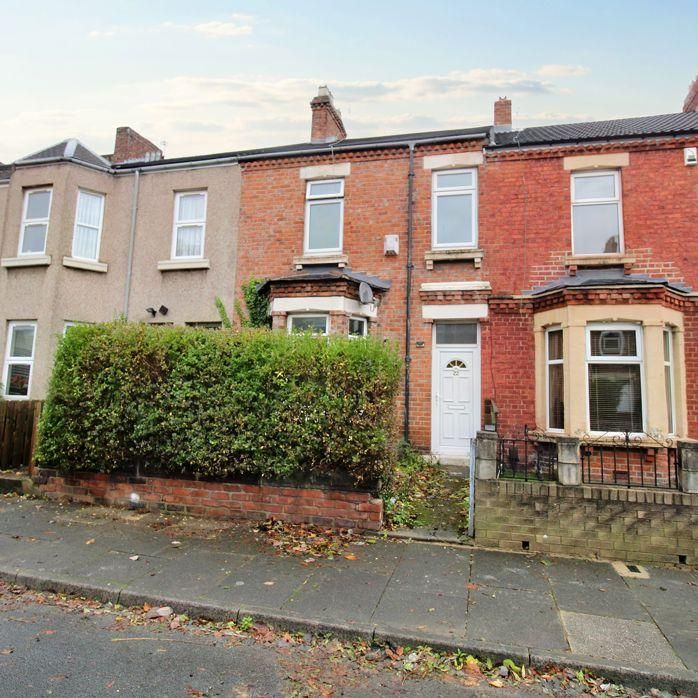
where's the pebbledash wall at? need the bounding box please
[475,480,698,565]
[33,469,383,531]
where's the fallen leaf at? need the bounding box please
[85,539,95,545]
[263,581,275,586]
[488,679,505,688]
[0,648,14,655]
[129,555,139,561]
[344,554,357,561]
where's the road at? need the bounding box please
[0,582,629,697]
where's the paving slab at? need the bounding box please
[561,610,685,669]
[471,550,549,592]
[466,586,568,652]
[388,544,471,594]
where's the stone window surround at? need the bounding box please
[533,304,686,439]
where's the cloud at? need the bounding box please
[87,29,117,39]
[537,64,590,77]
[162,14,254,39]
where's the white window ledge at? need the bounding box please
[565,253,636,269]
[422,303,489,320]
[63,256,108,273]
[293,253,348,270]
[158,258,210,271]
[425,248,483,269]
[1,255,51,268]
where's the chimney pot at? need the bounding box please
[310,85,347,143]
[493,97,512,132]
[684,72,698,112]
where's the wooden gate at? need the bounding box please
[0,400,42,470]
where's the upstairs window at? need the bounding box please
[172,191,207,259]
[572,171,622,255]
[72,190,105,261]
[19,189,52,255]
[3,322,36,398]
[304,179,343,254]
[587,324,643,433]
[432,169,477,248]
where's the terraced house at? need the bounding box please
[3,77,698,479]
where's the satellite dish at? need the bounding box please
[358,282,374,304]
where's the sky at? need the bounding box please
[1,0,696,162]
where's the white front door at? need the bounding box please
[431,326,480,459]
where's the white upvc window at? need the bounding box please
[304,179,344,254]
[3,322,37,399]
[571,170,623,255]
[432,168,477,248]
[664,327,676,435]
[172,191,207,259]
[586,323,644,434]
[348,317,367,338]
[72,190,105,261]
[288,314,329,335]
[19,189,52,255]
[546,327,564,431]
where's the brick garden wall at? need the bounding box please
[475,479,698,565]
[34,470,383,531]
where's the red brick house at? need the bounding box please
[236,83,698,470]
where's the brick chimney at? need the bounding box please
[310,86,347,144]
[111,127,163,164]
[493,97,512,132]
[684,73,698,112]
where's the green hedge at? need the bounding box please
[36,322,401,487]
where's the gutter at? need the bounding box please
[123,169,141,317]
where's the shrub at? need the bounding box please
[36,322,401,488]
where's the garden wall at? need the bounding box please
[475,479,698,566]
[34,469,383,531]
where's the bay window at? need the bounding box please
[304,179,343,254]
[3,322,37,399]
[432,169,477,248]
[571,171,622,255]
[348,317,367,338]
[546,328,564,430]
[72,190,105,261]
[664,328,676,434]
[19,189,52,255]
[586,324,643,433]
[288,315,329,335]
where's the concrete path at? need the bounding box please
[0,498,696,693]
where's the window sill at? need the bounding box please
[63,256,108,273]
[293,253,348,270]
[1,254,51,268]
[424,248,483,269]
[565,253,635,272]
[158,258,210,271]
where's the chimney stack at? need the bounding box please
[493,97,512,132]
[310,86,347,144]
[111,127,163,164]
[684,73,698,112]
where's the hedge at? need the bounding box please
[36,322,401,487]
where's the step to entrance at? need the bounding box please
[386,526,470,545]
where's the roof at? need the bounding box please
[491,112,698,149]
[15,139,111,169]
[112,125,490,170]
[527,268,692,296]
[257,267,392,294]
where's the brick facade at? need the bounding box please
[475,479,698,565]
[111,127,163,164]
[35,469,382,531]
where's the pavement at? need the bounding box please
[0,497,697,694]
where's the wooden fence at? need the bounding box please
[0,400,43,470]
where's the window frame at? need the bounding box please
[348,316,367,338]
[171,190,207,260]
[71,189,105,262]
[664,327,676,435]
[2,321,37,400]
[571,170,624,256]
[431,168,478,250]
[545,327,564,432]
[18,188,52,256]
[287,314,329,336]
[303,179,344,255]
[585,322,645,435]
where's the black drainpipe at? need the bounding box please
[403,143,415,442]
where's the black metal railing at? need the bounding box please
[496,426,558,482]
[580,431,679,490]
